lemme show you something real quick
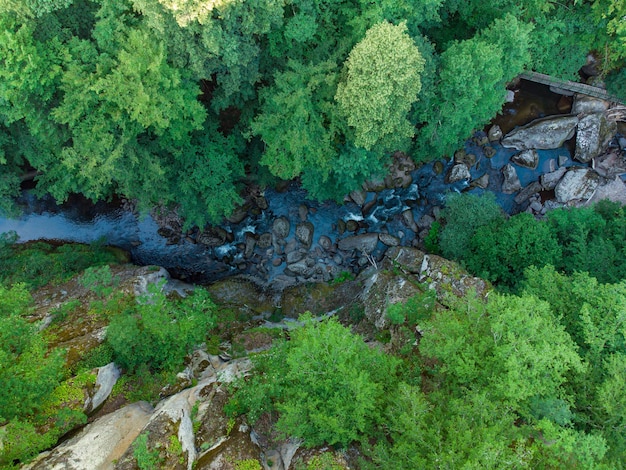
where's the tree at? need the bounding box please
[335,21,424,153]
[438,192,504,261]
[106,284,217,372]
[252,60,338,181]
[228,315,399,447]
[465,212,562,289]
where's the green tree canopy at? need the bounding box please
[228,315,399,447]
[335,21,424,153]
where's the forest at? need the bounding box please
[1,0,626,468]
[0,0,625,227]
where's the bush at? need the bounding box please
[227,315,399,448]
[106,285,217,372]
[465,212,561,289]
[438,192,504,261]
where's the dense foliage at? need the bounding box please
[227,315,399,447]
[227,275,626,468]
[436,195,626,290]
[1,0,624,225]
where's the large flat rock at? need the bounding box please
[502,115,579,150]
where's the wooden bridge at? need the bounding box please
[519,71,624,106]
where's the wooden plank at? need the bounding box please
[519,71,623,104]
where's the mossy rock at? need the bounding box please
[280,280,361,318]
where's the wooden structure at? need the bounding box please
[519,71,624,105]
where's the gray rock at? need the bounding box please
[378,233,400,247]
[417,214,435,230]
[350,189,367,206]
[558,155,569,167]
[514,181,543,204]
[446,163,471,183]
[502,115,579,150]
[298,204,309,222]
[530,201,543,212]
[257,233,272,249]
[244,233,257,259]
[471,173,490,189]
[318,235,333,251]
[488,125,503,142]
[592,151,626,178]
[287,260,313,278]
[619,137,626,150]
[196,227,229,247]
[586,176,626,205]
[574,113,617,163]
[501,164,522,194]
[254,195,268,210]
[84,363,121,414]
[540,167,567,190]
[346,219,359,232]
[226,206,248,224]
[337,219,346,235]
[571,94,610,114]
[272,217,290,239]
[26,402,153,470]
[295,222,314,249]
[286,249,306,264]
[511,149,539,169]
[338,233,379,254]
[402,209,419,233]
[362,177,387,192]
[555,168,600,203]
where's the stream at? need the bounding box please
[0,81,609,285]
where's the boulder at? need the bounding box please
[514,181,543,204]
[25,402,154,470]
[555,168,600,203]
[84,362,121,414]
[402,209,419,233]
[488,125,503,142]
[244,233,257,259]
[257,233,272,249]
[318,235,333,251]
[445,163,471,183]
[501,164,522,194]
[540,167,567,190]
[571,94,610,115]
[586,176,626,206]
[298,204,309,222]
[271,217,290,239]
[378,233,400,247]
[471,173,490,189]
[196,227,229,247]
[511,149,539,169]
[349,189,367,206]
[295,222,314,249]
[417,214,435,231]
[501,115,579,150]
[338,233,379,254]
[483,145,497,158]
[592,151,626,178]
[574,113,617,163]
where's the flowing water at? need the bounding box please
[0,81,587,283]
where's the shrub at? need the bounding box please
[106,285,217,372]
[227,315,399,447]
